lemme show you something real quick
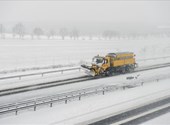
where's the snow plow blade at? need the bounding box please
[81,65,96,76]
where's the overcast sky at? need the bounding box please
[0,1,170,33]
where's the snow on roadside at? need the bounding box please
[0,65,80,78]
[0,38,170,72]
[0,70,86,91]
[140,113,170,125]
[0,63,77,76]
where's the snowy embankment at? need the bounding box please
[0,66,170,124]
[140,112,170,125]
[0,37,170,73]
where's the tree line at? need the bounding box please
[0,23,170,40]
[0,23,81,40]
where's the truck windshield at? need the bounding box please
[92,57,104,64]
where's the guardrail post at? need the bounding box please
[15,106,18,115]
[102,88,105,95]
[123,86,125,90]
[19,76,21,80]
[65,96,67,104]
[15,110,18,115]
[79,68,80,72]
[61,70,63,74]
[157,79,159,82]
[50,99,53,107]
[79,93,81,100]
[42,73,44,77]
[34,102,36,111]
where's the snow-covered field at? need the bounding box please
[0,37,170,72]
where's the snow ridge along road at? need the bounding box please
[89,95,170,125]
[0,62,170,97]
[0,67,81,80]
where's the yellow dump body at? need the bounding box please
[107,52,135,67]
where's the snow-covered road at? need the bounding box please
[0,64,170,105]
[0,65,170,124]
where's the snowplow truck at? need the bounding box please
[81,52,137,76]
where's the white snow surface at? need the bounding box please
[0,69,86,91]
[0,38,170,72]
[141,113,170,125]
[0,38,170,124]
[0,67,170,124]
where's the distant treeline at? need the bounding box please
[0,23,170,40]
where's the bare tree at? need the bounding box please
[59,28,68,40]
[33,27,44,39]
[102,30,119,40]
[0,24,5,39]
[12,23,25,39]
[70,29,79,40]
[47,29,56,39]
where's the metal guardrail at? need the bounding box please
[1,74,169,116]
[0,84,128,116]
[0,56,170,81]
[0,67,81,81]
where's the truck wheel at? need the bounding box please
[104,68,112,76]
[122,68,126,74]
